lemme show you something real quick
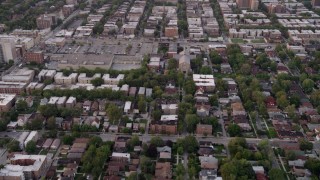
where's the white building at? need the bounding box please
[0,94,16,112]
[54,72,78,85]
[124,101,132,113]
[102,74,124,85]
[24,131,39,147]
[78,73,101,84]
[193,74,215,92]
[0,35,17,63]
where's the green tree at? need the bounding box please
[140,155,155,174]
[311,90,320,107]
[278,51,287,60]
[175,163,185,176]
[25,140,36,154]
[183,135,199,153]
[138,97,146,113]
[106,104,122,124]
[127,135,140,152]
[302,78,315,93]
[285,105,298,121]
[268,168,286,180]
[26,118,43,130]
[91,77,104,87]
[209,94,218,106]
[188,166,196,179]
[16,100,28,112]
[228,137,247,156]
[127,172,138,180]
[184,79,196,95]
[150,136,164,147]
[305,158,320,176]
[7,140,20,152]
[62,135,75,145]
[92,23,104,34]
[185,114,200,133]
[277,94,289,109]
[152,109,162,121]
[227,124,241,137]
[167,58,177,70]
[43,79,53,85]
[38,105,59,118]
[46,116,56,130]
[177,146,183,155]
[299,138,313,151]
[240,63,251,75]
[200,66,212,74]
[221,159,255,180]
[209,50,222,64]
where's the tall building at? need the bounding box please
[267,4,286,13]
[0,35,17,63]
[236,0,250,8]
[36,14,57,30]
[312,0,320,8]
[236,0,259,10]
[250,0,259,10]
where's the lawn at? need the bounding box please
[251,38,265,43]
[231,38,245,43]
[39,149,48,155]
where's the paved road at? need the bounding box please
[1,130,299,147]
[183,152,188,179]
[43,9,80,41]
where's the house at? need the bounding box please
[111,152,130,163]
[277,63,289,74]
[109,125,119,133]
[114,141,127,153]
[159,152,171,159]
[252,166,265,174]
[157,146,172,153]
[196,104,210,117]
[150,121,177,134]
[165,83,178,94]
[179,55,191,74]
[124,101,132,114]
[199,170,218,180]
[7,122,17,129]
[288,159,305,168]
[196,124,213,135]
[63,163,77,178]
[17,114,33,126]
[292,167,311,177]
[83,100,92,111]
[83,116,100,128]
[155,162,172,179]
[98,99,107,111]
[199,156,218,170]
[265,96,276,108]
[91,101,99,112]
[161,104,178,115]
[221,63,232,74]
[193,74,215,92]
[277,130,304,140]
[198,147,214,156]
[62,119,72,130]
[66,96,76,108]
[129,87,137,97]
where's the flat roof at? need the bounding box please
[0,94,16,106]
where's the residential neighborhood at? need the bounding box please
[0,0,319,179]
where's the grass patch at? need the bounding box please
[231,38,245,43]
[251,38,265,43]
[268,127,278,138]
[39,149,49,155]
